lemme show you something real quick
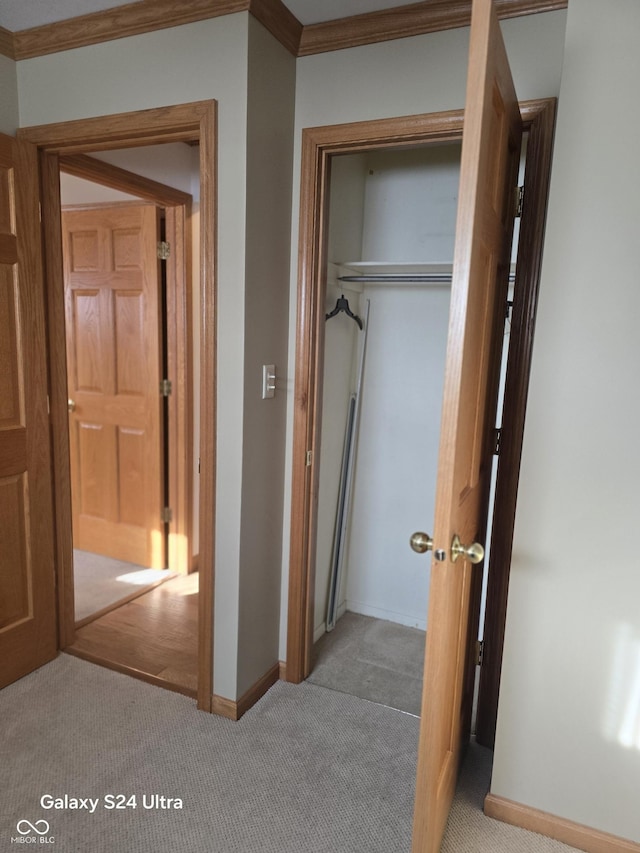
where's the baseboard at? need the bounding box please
[346,600,426,631]
[211,661,281,722]
[484,793,640,853]
[278,660,287,681]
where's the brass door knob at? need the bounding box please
[68,399,76,413]
[451,534,484,564]
[410,532,434,554]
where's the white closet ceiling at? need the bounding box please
[0,0,415,31]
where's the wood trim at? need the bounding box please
[196,102,218,713]
[4,0,565,61]
[475,97,557,748]
[285,100,554,686]
[237,661,280,718]
[40,151,75,651]
[21,100,217,714]
[250,0,302,55]
[65,647,197,700]
[59,154,192,207]
[13,0,249,61]
[211,694,237,720]
[278,660,287,680]
[0,26,15,59]
[18,100,212,154]
[166,204,194,576]
[211,662,280,721]
[298,0,567,56]
[484,794,640,853]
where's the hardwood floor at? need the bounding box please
[66,572,198,698]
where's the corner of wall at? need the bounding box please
[0,53,18,134]
[236,15,296,699]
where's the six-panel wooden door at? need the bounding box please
[62,204,165,569]
[0,134,58,688]
[412,0,523,849]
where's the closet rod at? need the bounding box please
[337,273,517,284]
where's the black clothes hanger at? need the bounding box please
[325,294,363,330]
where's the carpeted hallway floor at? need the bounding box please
[0,656,579,852]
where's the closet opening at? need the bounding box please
[307,139,520,719]
[286,99,557,748]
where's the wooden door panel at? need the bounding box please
[0,474,30,628]
[76,420,112,518]
[117,426,146,526]
[63,204,163,569]
[69,228,101,271]
[71,289,107,392]
[0,266,22,425]
[114,290,146,395]
[412,1,522,850]
[0,133,57,688]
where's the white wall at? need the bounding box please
[492,1,640,843]
[361,145,460,262]
[59,174,138,204]
[345,284,449,629]
[237,16,295,697]
[279,10,568,658]
[17,14,249,700]
[0,54,18,135]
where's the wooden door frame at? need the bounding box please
[284,100,556,744]
[18,100,217,713]
[59,155,195,580]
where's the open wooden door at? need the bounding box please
[412,1,522,850]
[0,134,58,688]
[62,204,165,569]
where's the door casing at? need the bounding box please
[18,100,217,713]
[284,100,556,745]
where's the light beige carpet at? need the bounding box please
[308,611,425,715]
[0,656,580,852]
[73,549,171,621]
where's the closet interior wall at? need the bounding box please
[314,144,462,643]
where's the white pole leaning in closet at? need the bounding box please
[326,299,371,632]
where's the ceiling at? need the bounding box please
[0,0,416,31]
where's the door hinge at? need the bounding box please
[160,379,172,396]
[493,427,502,456]
[157,241,171,260]
[475,640,484,667]
[515,185,524,217]
[306,450,313,467]
[161,506,173,524]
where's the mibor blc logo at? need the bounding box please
[11,819,54,844]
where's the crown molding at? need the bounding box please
[0,26,15,59]
[12,0,251,61]
[298,0,568,56]
[250,0,302,55]
[2,0,566,62]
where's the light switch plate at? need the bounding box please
[262,364,276,399]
